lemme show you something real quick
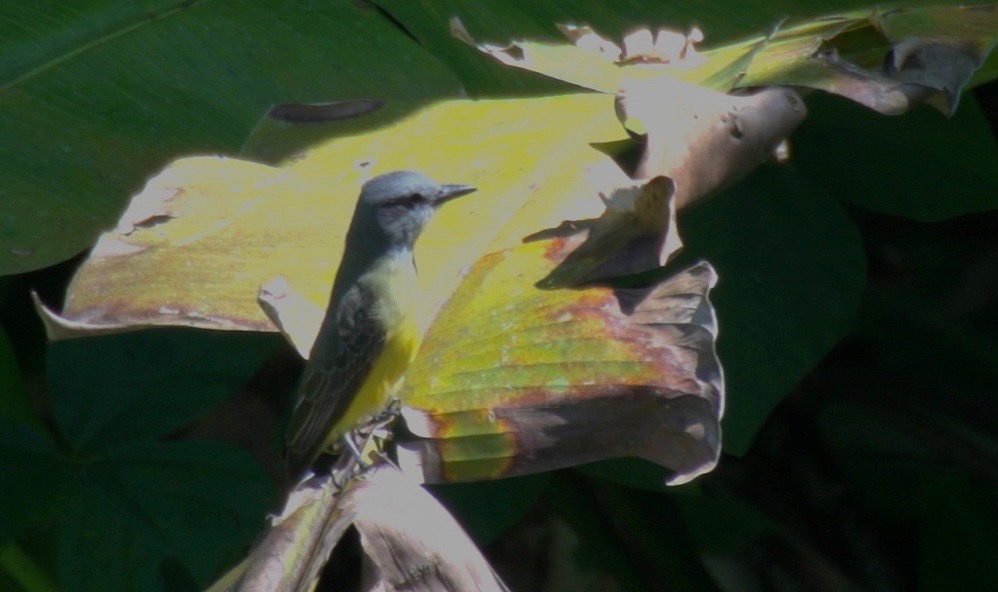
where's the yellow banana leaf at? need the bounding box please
[37,88,732,485]
[397,239,722,485]
[39,77,799,338]
[37,94,626,338]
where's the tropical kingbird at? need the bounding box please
[285,171,476,476]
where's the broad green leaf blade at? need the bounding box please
[57,441,272,592]
[453,21,630,94]
[727,14,867,85]
[0,417,71,544]
[372,1,604,96]
[397,238,723,485]
[586,478,721,590]
[0,416,273,592]
[875,3,998,41]
[676,495,782,557]
[0,0,461,276]
[793,94,998,220]
[427,473,550,545]
[46,330,278,451]
[676,165,866,453]
[0,327,32,425]
[546,472,721,590]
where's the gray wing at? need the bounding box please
[286,282,387,473]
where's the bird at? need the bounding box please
[285,170,476,477]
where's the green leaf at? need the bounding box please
[793,94,998,220]
[0,327,31,424]
[0,0,461,276]
[427,473,551,545]
[676,495,782,557]
[676,165,866,453]
[47,330,279,450]
[0,417,71,544]
[57,441,272,592]
[2,329,279,591]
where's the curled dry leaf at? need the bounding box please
[733,4,997,115]
[614,76,806,265]
[618,77,807,202]
[874,4,998,114]
[208,462,505,592]
[525,175,682,286]
[353,465,509,591]
[233,474,354,592]
[257,276,322,359]
[883,38,985,115]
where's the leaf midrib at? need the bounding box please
[0,0,215,92]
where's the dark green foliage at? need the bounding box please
[1,331,279,591]
[0,1,995,591]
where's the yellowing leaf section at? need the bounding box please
[399,238,722,485]
[45,94,625,337]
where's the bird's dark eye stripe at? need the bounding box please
[388,193,423,205]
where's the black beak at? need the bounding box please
[433,184,477,206]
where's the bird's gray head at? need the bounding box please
[355,171,476,249]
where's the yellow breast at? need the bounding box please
[319,253,422,452]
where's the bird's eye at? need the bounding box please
[390,193,424,207]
